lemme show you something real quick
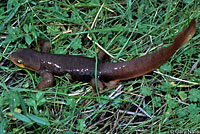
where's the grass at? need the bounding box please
[0,0,200,133]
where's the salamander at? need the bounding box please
[9,19,196,91]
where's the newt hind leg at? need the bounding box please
[97,50,110,62]
[104,80,119,88]
[91,78,104,92]
[37,39,51,53]
[36,71,54,90]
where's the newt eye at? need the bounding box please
[17,59,23,64]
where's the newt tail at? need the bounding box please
[10,19,196,91]
[99,19,196,86]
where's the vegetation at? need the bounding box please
[0,0,199,133]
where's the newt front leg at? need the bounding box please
[36,71,54,90]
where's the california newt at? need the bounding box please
[10,19,196,91]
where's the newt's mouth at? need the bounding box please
[9,49,40,72]
[9,54,26,69]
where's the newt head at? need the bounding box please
[9,48,41,72]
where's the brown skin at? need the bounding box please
[10,19,196,91]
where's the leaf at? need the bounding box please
[26,98,36,107]
[23,24,29,33]
[70,37,82,50]
[188,89,200,102]
[27,114,50,126]
[0,97,3,107]
[66,98,77,110]
[138,23,148,33]
[126,6,132,22]
[46,23,61,35]
[111,99,121,108]
[66,131,75,134]
[69,13,82,24]
[159,82,174,93]
[198,54,200,61]
[178,91,187,101]
[29,23,32,32]
[89,0,100,4]
[5,3,20,23]
[76,119,86,131]
[144,106,153,115]
[31,26,38,38]
[119,36,127,44]
[167,99,178,109]
[194,68,200,77]
[12,112,32,123]
[177,107,188,118]
[36,92,44,102]
[25,35,33,45]
[17,92,28,115]
[99,95,109,104]
[141,87,152,96]
[0,23,5,31]
[37,98,46,106]
[7,0,18,10]
[184,47,196,56]
[160,63,172,73]
[187,103,200,115]
[152,97,161,108]
[0,119,5,134]
[35,92,46,106]
[189,114,200,123]
[137,4,144,18]
[183,0,194,4]
[99,33,111,44]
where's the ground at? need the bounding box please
[0,0,200,133]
